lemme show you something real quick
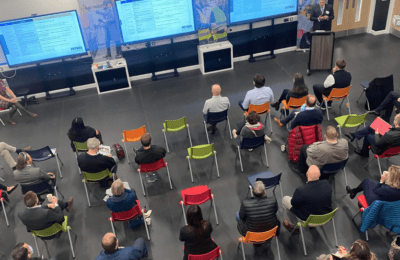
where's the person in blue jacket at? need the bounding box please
[95,233,147,260]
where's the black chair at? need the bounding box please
[26,146,64,179]
[21,180,63,201]
[236,135,269,172]
[245,171,283,199]
[319,158,349,186]
[357,74,394,111]
[15,88,39,109]
[203,108,232,144]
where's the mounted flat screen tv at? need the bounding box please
[0,10,87,67]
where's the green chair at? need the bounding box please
[291,208,338,256]
[32,216,76,259]
[162,117,193,153]
[187,144,220,183]
[73,141,88,175]
[82,169,115,207]
[335,113,368,138]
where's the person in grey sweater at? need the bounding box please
[232,111,272,147]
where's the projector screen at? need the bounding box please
[193,0,229,30]
[116,0,195,44]
[0,11,87,67]
[230,0,297,25]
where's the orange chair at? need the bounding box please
[238,226,280,260]
[322,86,352,121]
[243,102,272,133]
[281,96,308,129]
[121,126,146,164]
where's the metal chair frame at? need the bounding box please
[0,192,12,227]
[322,86,352,121]
[82,169,115,207]
[364,146,400,175]
[238,226,281,260]
[280,96,308,129]
[137,158,173,196]
[245,172,283,199]
[244,102,273,133]
[236,135,269,172]
[203,109,233,144]
[163,117,193,153]
[0,107,22,126]
[27,146,64,179]
[187,144,220,183]
[21,180,64,201]
[320,159,349,186]
[122,126,146,164]
[356,81,371,111]
[188,246,223,260]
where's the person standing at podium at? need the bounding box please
[310,0,334,31]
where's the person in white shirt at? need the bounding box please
[238,74,274,111]
[203,84,230,134]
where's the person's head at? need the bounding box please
[101,233,118,253]
[87,137,100,151]
[335,59,346,70]
[253,74,265,88]
[319,0,326,7]
[292,73,307,94]
[306,94,317,107]
[394,114,400,128]
[140,133,151,147]
[246,111,260,125]
[346,239,376,260]
[306,165,321,181]
[16,152,32,171]
[253,181,266,197]
[70,117,85,131]
[386,165,400,189]
[325,126,338,142]
[12,243,33,260]
[187,205,203,228]
[23,191,38,208]
[111,179,125,197]
[211,84,221,96]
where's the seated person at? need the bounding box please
[282,165,332,232]
[18,191,73,237]
[134,133,166,165]
[179,205,218,260]
[346,165,400,205]
[271,73,308,111]
[232,111,271,146]
[370,91,400,122]
[238,74,274,111]
[344,114,400,157]
[273,95,323,129]
[202,84,230,134]
[0,142,30,170]
[95,232,148,260]
[236,181,280,236]
[78,137,117,187]
[316,239,377,260]
[298,126,348,174]
[67,117,102,152]
[12,242,57,260]
[313,58,352,109]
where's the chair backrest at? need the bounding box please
[302,208,338,227]
[82,168,112,182]
[247,102,270,115]
[188,144,214,160]
[341,113,368,128]
[164,117,187,132]
[32,216,68,237]
[139,158,166,173]
[239,135,265,149]
[241,226,278,244]
[320,158,349,176]
[181,185,212,206]
[256,173,282,190]
[378,146,400,158]
[21,181,54,196]
[26,146,54,160]
[188,246,221,260]
[111,200,142,222]
[73,141,88,153]
[206,109,228,124]
[285,96,308,109]
[325,86,351,101]
[123,126,146,143]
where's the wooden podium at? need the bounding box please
[307,31,335,76]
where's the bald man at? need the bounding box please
[282,165,332,233]
[203,84,230,134]
[95,233,147,260]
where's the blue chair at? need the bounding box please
[203,109,232,144]
[319,158,349,186]
[246,171,283,199]
[26,146,64,179]
[21,180,63,201]
[236,135,268,172]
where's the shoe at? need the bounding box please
[273,117,283,127]
[369,110,380,116]
[289,161,301,173]
[248,149,253,152]
[283,219,299,234]
[66,197,74,212]
[6,184,18,194]
[355,149,369,157]
[316,102,326,110]
[145,217,151,225]
[133,148,138,154]
[343,131,355,142]
[8,121,16,125]
[207,125,218,134]
[271,102,280,111]
[29,114,38,118]
[21,146,31,152]
[144,210,152,218]
[346,186,356,199]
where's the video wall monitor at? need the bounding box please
[116,0,195,44]
[0,11,87,67]
[229,0,297,25]
[193,0,229,30]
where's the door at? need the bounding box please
[331,0,372,32]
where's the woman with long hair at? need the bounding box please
[271,73,308,111]
[67,117,102,152]
[317,239,377,260]
[179,205,218,260]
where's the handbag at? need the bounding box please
[112,143,125,158]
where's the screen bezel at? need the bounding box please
[0,10,88,68]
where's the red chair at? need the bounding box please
[108,200,150,240]
[137,158,172,196]
[0,190,12,227]
[189,246,223,260]
[351,195,370,240]
[180,185,219,225]
[364,146,400,175]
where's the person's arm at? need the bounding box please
[38,168,52,181]
[45,205,65,224]
[104,155,116,170]
[203,100,210,114]
[327,5,334,20]
[323,75,335,88]
[290,188,304,208]
[242,92,251,109]
[179,227,187,241]
[238,202,247,221]
[309,6,319,22]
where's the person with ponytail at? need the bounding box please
[67,117,102,152]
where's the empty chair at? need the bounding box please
[357,74,393,111]
[243,102,273,133]
[335,113,368,138]
[137,158,172,196]
[322,85,352,121]
[26,146,64,179]
[203,109,232,144]
[187,144,220,183]
[364,146,400,175]
[82,169,115,207]
[320,158,349,186]
[236,135,269,172]
[163,117,192,153]
[246,171,283,199]
[238,226,281,260]
[122,126,146,164]
[0,190,12,227]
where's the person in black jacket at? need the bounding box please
[134,133,166,165]
[343,114,400,157]
[179,205,218,260]
[271,73,308,111]
[67,117,103,152]
[282,165,332,232]
[310,0,334,31]
[369,91,400,123]
[12,242,58,260]
[236,181,280,236]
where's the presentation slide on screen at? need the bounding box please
[230,0,297,24]
[0,11,86,67]
[193,0,229,30]
[116,0,195,43]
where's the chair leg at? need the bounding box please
[352,211,361,220]
[181,202,187,225]
[339,98,345,108]
[275,236,281,260]
[187,157,194,183]
[17,109,22,116]
[142,210,151,241]
[299,224,307,256]
[268,112,273,133]
[55,153,63,179]
[204,121,210,144]
[279,182,284,199]
[165,164,173,190]
[34,235,40,257]
[244,185,250,200]
[214,151,220,178]
[364,157,374,168]
[138,170,146,196]
[187,124,193,147]
[1,199,9,227]
[122,142,130,164]
[110,218,116,235]
[227,117,233,139]
[347,96,351,114]
[83,181,91,207]
[163,130,170,153]
[67,227,76,258]
[366,97,370,111]
[343,167,348,186]
[263,144,269,167]
[237,146,243,172]
[337,125,342,138]
[332,218,338,246]
[220,250,224,260]
[377,157,382,175]
[356,89,365,103]
[212,196,219,225]
[365,230,369,241]
[240,239,246,260]
[0,118,4,126]
[325,99,330,121]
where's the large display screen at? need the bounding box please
[116,0,195,44]
[0,11,87,67]
[230,0,297,25]
[193,0,229,30]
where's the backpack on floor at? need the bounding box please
[112,143,125,158]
